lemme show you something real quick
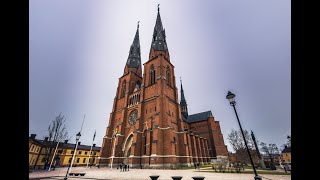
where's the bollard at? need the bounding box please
[150,175,160,180]
[171,176,183,180]
[192,176,205,180]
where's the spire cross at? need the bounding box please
[137,21,140,29]
[158,4,160,12]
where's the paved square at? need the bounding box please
[29,167,291,180]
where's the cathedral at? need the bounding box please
[99,7,228,168]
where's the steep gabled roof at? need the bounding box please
[187,110,213,123]
[29,138,45,147]
[282,146,291,153]
[37,139,101,151]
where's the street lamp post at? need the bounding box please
[64,132,81,180]
[226,91,261,180]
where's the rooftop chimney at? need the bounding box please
[93,144,96,147]
[30,134,36,139]
[44,137,49,141]
[64,140,69,144]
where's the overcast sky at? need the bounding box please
[30,0,291,152]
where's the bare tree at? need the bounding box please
[227,129,259,164]
[42,113,69,167]
[260,142,279,170]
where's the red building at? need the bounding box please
[99,8,228,168]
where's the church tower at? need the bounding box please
[100,22,144,167]
[100,6,221,169]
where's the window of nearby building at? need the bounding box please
[68,158,72,163]
[58,149,63,154]
[30,145,34,152]
[71,150,74,154]
[35,147,39,152]
[92,158,95,163]
[94,152,97,155]
[32,159,35,165]
[76,158,80,163]
[91,151,93,155]
[78,151,82,155]
[83,158,86,163]
[85,151,88,155]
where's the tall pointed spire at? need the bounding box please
[150,4,168,52]
[180,77,188,119]
[126,21,141,69]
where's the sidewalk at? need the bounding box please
[29,167,291,180]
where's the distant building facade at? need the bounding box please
[281,146,291,163]
[99,7,228,169]
[29,134,100,169]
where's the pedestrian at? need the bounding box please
[128,164,130,171]
[194,163,197,170]
[53,160,56,170]
[284,163,288,173]
[120,163,123,172]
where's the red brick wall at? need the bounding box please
[101,51,227,168]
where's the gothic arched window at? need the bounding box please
[166,66,171,86]
[150,65,156,85]
[121,80,126,98]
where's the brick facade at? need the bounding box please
[99,9,228,168]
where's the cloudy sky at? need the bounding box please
[30,0,291,152]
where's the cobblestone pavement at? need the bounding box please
[29,167,291,180]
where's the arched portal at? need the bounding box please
[122,133,134,164]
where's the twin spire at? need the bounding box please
[125,7,188,119]
[151,4,168,52]
[126,5,168,69]
[126,21,141,68]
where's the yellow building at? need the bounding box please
[281,146,291,163]
[29,134,44,169]
[29,134,101,169]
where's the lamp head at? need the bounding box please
[226,91,236,106]
[76,132,81,141]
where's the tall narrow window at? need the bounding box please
[121,80,126,98]
[166,66,171,86]
[150,65,155,85]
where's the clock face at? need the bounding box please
[129,110,138,125]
